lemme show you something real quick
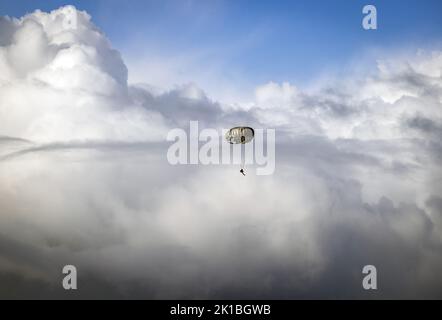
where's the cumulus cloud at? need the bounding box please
[0,6,442,299]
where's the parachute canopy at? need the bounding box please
[225,127,255,144]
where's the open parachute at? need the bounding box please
[225,127,255,176]
[225,127,255,144]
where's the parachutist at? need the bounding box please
[225,127,255,176]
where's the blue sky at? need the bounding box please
[1,0,441,98]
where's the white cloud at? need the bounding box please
[0,6,442,298]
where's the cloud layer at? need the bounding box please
[0,6,442,299]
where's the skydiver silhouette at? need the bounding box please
[240,169,245,176]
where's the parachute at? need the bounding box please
[225,127,255,145]
[225,127,254,175]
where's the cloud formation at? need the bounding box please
[0,6,441,299]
